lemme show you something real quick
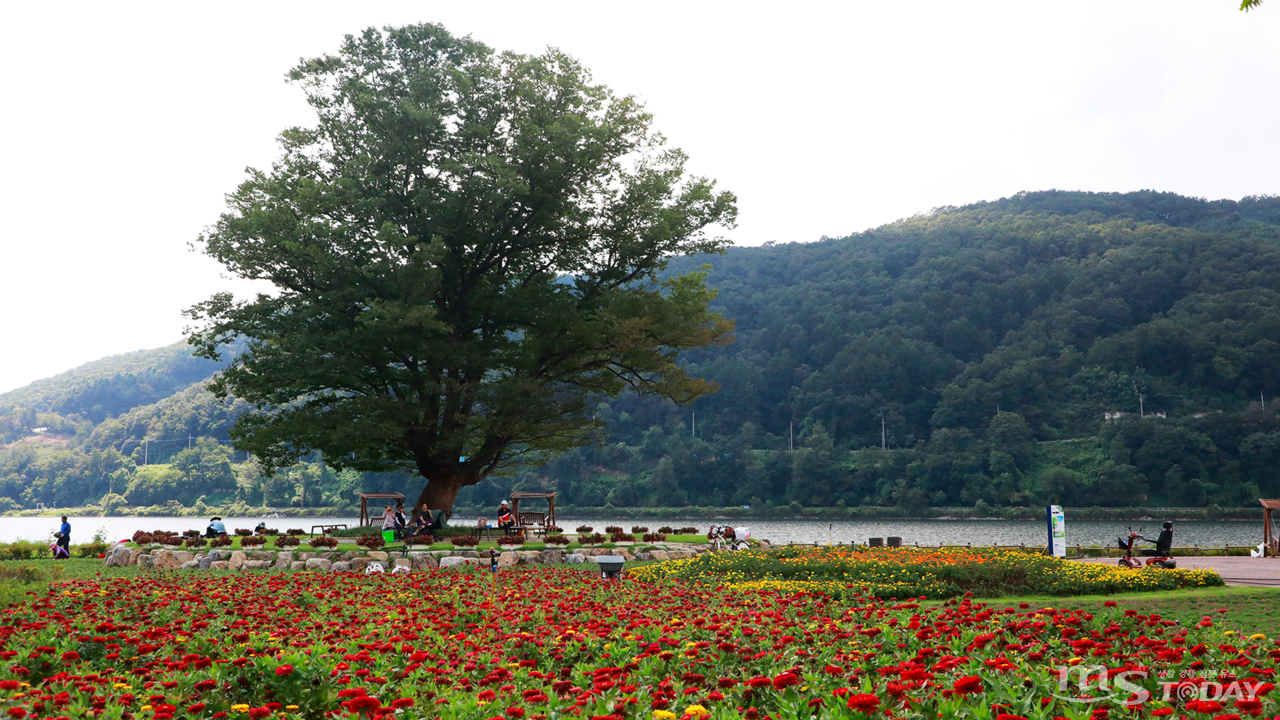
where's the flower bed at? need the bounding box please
[0,568,1270,720]
[628,546,1225,599]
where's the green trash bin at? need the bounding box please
[382,530,395,543]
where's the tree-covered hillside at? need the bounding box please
[479,191,1280,510]
[6,190,1280,513]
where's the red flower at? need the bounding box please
[275,664,294,676]
[772,672,801,690]
[1151,710,1174,717]
[506,708,526,718]
[60,651,79,662]
[391,698,415,709]
[7,709,27,719]
[846,693,881,713]
[1235,699,1262,716]
[953,676,984,695]
[187,704,206,714]
[247,708,272,720]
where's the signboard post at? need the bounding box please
[1046,505,1066,558]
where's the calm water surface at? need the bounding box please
[0,515,1265,548]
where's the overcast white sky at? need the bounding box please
[1,1,1277,395]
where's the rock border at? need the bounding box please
[103,543,715,572]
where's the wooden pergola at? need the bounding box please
[510,491,557,528]
[1263,499,1280,558]
[358,492,405,527]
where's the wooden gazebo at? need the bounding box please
[510,491,557,528]
[1263,499,1280,558]
[358,492,405,527]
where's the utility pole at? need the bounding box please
[789,422,794,452]
[881,415,886,450]
[691,410,695,438]
[188,434,193,450]
[144,439,148,465]
[1139,395,1144,418]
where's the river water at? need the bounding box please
[0,515,1266,549]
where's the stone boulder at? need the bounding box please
[348,556,370,571]
[274,552,294,570]
[305,558,332,572]
[241,560,272,570]
[538,549,566,565]
[198,556,214,570]
[566,554,585,564]
[228,551,248,570]
[180,560,200,570]
[439,556,479,569]
[366,551,389,562]
[136,554,156,568]
[393,558,412,572]
[290,561,307,570]
[247,550,275,562]
[103,544,132,567]
[172,550,195,564]
[647,550,670,561]
[331,561,352,572]
[151,550,180,570]
[497,552,519,568]
[409,553,438,570]
[210,561,230,570]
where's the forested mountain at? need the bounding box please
[6,190,1280,513]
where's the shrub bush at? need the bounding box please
[631,526,648,533]
[604,526,623,534]
[405,535,435,546]
[642,533,667,543]
[260,528,280,536]
[274,535,300,548]
[678,527,698,534]
[575,525,594,533]
[131,531,154,545]
[209,536,233,548]
[356,535,385,549]
[287,528,305,536]
[184,537,208,549]
[240,536,265,547]
[658,526,674,534]
[449,536,479,547]
[308,536,339,549]
[544,535,570,546]
[544,526,563,534]
[609,531,631,543]
[234,529,252,536]
[497,535,523,546]
[0,541,43,561]
[579,533,605,546]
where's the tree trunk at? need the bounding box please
[412,472,467,520]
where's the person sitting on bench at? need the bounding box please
[497,500,516,534]
[205,516,227,538]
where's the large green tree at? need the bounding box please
[185,24,737,513]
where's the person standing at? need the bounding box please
[55,516,70,559]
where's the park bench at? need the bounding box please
[311,524,347,537]
[516,511,548,539]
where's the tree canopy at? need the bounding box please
[184,24,737,512]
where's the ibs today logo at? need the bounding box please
[1054,664,1261,705]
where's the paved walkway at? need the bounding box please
[1075,556,1280,587]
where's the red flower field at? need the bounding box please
[0,567,1275,719]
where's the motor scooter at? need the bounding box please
[1116,525,1177,569]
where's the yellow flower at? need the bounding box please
[1225,631,1236,636]
[684,706,711,718]
[286,707,299,711]
[232,704,251,712]
[141,706,153,712]
[1250,633,1266,640]
[653,712,677,720]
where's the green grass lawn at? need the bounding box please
[932,585,1280,639]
